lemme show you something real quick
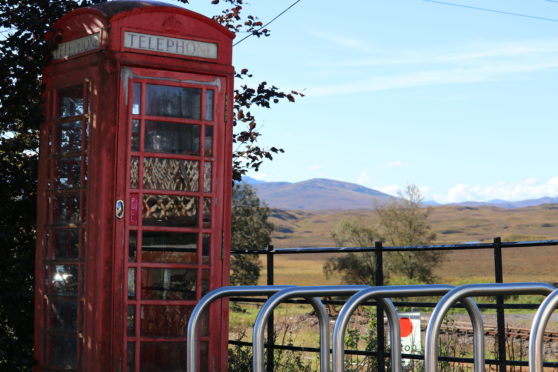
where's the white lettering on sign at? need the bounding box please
[53,32,101,60]
[124,32,218,59]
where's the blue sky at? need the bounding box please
[174,0,558,203]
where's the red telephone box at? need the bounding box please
[35,2,234,371]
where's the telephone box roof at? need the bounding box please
[52,0,234,39]
[88,1,183,18]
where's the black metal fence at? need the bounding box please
[230,238,558,371]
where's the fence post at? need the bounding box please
[266,244,275,372]
[375,241,386,371]
[493,237,506,372]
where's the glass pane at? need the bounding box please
[140,305,193,337]
[144,121,200,155]
[130,157,139,189]
[205,90,214,121]
[127,342,135,372]
[46,334,77,369]
[142,231,197,264]
[200,311,209,337]
[146,84,201,119]
[143,158,199,192]
[58,85,83,118]
[128,305,136,337]
[200,341,208,371]
[139,342,186,372]
[82,156,88,189]
[204,126,213,157]
[203,162,212,193]
[47,299,77,331]
[81,191,87,226]
[52,229,79,260]
[47,265,78,296]
[129,231,137,262]
[53,157,81,189]
[131,119,140,152]
[128,268,136,299]
[82,229,87,256]
[202,234,210,265]
[203,198,211,228]
[52,192,80,225]
[56,121,82,154]
[133,83,141,115]
[141,268,196,300]
[143,195,198,227]
[130,194,139,226]
[202,270,210,296]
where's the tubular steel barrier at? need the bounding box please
[228,238,558,370]
[332,284,484,372]
[183,238,558,371]
[252,285,368,372]
[530,288,558,372]
[424,282,556,372]
[186,285,295,372]
[187,282,558,371]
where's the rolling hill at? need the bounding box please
[244,176,558,211]
[249,178,395,210]
[268,203,558,248]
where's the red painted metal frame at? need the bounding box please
[37,3,234,371]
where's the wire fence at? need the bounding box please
[230,237,558,372]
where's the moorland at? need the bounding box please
[262,203,558,285]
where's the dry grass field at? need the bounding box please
[230,204,558,367]
[264,204,558,286]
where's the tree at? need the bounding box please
[323,185,440,285]
[230,183,273,285]
[0,1,300,369]
[377,185,440,283]
[0,135,37,369]
[323,219,379,285]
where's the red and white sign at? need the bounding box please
[399,312,422,366]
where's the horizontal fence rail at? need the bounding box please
[224,238,558,371]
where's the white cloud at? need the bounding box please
[248,172,268,181]
[308,61,558,97]
[523,177,537,185]
[437,177,558,203]
[313,39,558,68]
[306,38,558,97]
[376,185,403,196]
[374,184,431,198]
[355,175,431,199]
[418,185,431,195]
[310,164,322,170]
[386,161,410,168]
[356,170,372,186]
[310,31,378,52]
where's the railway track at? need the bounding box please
[437,323,558,342]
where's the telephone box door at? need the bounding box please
[119,68,227,372]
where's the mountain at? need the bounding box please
[453,196,558,209]
[245,177,558,211]
[241,176,266,184]
[249,178,395,210]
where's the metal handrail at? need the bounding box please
[332,287,398,372]
[529,288,558,372]
[252,285,368,372]
[332,284,484,372]
[186,285,295,372]
[425,282,556,372]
